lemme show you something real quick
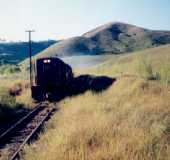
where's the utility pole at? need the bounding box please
[26,30,35,87]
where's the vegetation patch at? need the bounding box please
[0,72,31,122]
[0,64,21,75]
[0,87,23,122]
[85,44,170,85]
[23,45,170,160]
[0,44,169,159]
[23,77,170,160]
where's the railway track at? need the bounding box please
[0,102,56,160]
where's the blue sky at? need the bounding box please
[0,0,170,41]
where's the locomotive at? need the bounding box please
[31,57,73,101]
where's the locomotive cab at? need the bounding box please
[31,57,73,101]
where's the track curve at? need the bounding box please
[0,102,56,160]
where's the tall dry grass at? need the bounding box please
[23,77,170,160]
[0,70,32,121]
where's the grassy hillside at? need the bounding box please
[0,40,56,65]
[61,55,114,69]
[23,45,170,160]
[38,22,170,57]
[85,44,170,83]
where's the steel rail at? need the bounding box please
[10,107,55,160]
[0,103,43,141]
[0,102,56,160]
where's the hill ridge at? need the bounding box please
[38,22,170,58]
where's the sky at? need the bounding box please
[0,0,170,41]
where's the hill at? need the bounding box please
[38,22,170,57]
[0,40,57,65]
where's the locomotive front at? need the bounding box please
[31,57,73,101]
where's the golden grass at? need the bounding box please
[0,71,29,88]
[0,71,34,110]
[16,44,170,159]
[23,76,170,160]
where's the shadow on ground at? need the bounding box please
[48,75,116,102]
[0,104,30,135]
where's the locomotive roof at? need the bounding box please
[36,57,64,63]
[36,57,72,68]
[36,57,60,60]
